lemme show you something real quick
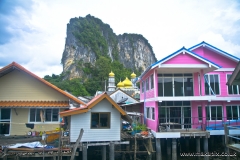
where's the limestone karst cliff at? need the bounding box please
[61,14,157,80]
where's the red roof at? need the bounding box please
[60,92,127,117]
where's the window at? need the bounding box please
[158,73,193,97]
[150,74,154,89]
[30,108,59,122]
[146,107,155,120]
[227,74,239,95]
[204,74,220,95]
[141,81,144,93]
[91,112,110,129]
[0,109,11,134]
[198,106,202,121]
[206,106,222,120]
[226,106,239,120]
[146,77,149,91]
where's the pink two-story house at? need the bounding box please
[139,41,240,138]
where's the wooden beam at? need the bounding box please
[70,128,84,160]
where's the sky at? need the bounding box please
[1,0,240,78]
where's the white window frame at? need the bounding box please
[206,105,222,121]
[146,107,155,120]
[227,74,239,95]
[146,77,149,91]
[226,105,240,120]
[204,74,221,95]
[150,74,154,89]
[0,108,11,135]
[29,108,59,123]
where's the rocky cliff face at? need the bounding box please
[61,15,157,79]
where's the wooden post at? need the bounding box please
[58,124,62,160]
[102,145,106,160]
[224,124,230,160]
[82,143,87,160]
[172,138,177,160]
[134,135,137,160]
[196,137,200,160]
[109,142,115,160]
[70,128,84,160]
[3,148,8,160]
[203,137,209,160]
[156,138,162,160]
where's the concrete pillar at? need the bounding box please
[156,138,162,160]
[196,137,200,160]
[102,145,106,160]
[172,138,177,160]
[109,142,115,160]
[203,137,209,160]
[82,143,87,160]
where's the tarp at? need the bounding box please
[8,141,46,148]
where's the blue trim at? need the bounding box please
[186,49,221,68]
[189,41,240,61]
[151,47,221,68]
[150,47,185,68]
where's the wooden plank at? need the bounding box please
[70,128,84,160]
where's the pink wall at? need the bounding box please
[163,53,208,64]
[145,101,158,131]
[193,47,238,68]
[192,47,204,56]
[140,69,156,99]
[193,73,200,96]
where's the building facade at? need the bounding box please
[139,42,240,137]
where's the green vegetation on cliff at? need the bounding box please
[44,15,144,96]
[44,57,140,96]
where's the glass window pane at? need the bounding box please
[158,77,163,96]
[152,108,155,120]
[164,78,173,96]
[1,109,10,120]
[30,109,36,122]
[216,106,222,120]
[233,85,238,94]
[45,109,52,122]
[184,78,193,96]
[174,77,184,96]
[211,106,217,120]
[36,109,41,122]
[91,113,99,128]
[210,75,215,95]
[232,106,238,120]
[205,75,210,95]
[183,101,191,106]
[159,107,166,123]
[206,106,210,120]
[226,106,232,120]
[174,101,182,106]
[198,106,202,121]
[52,109,59,121]
[214,75,220,94]
[100,113,109,127]
[166,101,174,106]
[151,75,154,89]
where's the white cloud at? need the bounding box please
[0,0,240,78]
